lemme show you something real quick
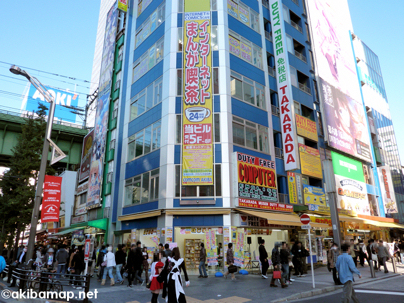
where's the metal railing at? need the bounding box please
[278,193,289,204]
[291,0,299,5]
[299,83,312,95]
[268,66,276,77]
[265,31,272,41]
[291,20,303,33]
[271,105,279,116]
[294,50,307,63]
[275,147,283,159]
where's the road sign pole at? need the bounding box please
[308,228,315,288]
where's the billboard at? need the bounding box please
[299,144,322,179]
[87,6,118,209]
[236,152,278,203]
[296,115,318,142]
[269,0,299,171]
[118,0,128,12]
[79,130,94,182]
[182,0,214,186]
[23,85,79,123]
[41,175,62,223]
[303,184,328,212]
[331,151,370,215]
[287,172,298,204]
[307,0,371,162]
[378,166,398,214]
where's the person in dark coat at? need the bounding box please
[291,241,304,277]
[71,247,85,289]
[162,247,189,303]
[259,239,269,279]
[270,242,287,288]
[97,245,106,281]
[126,244,142,287]
[133,241,144,285]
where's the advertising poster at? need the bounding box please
[22,85,79,123]
[306,0,371,162]
[378,166,398,214]
[331,151,370,215]
[299,144,322,179]
[236,152,278,204]
[166,227,173,243]
[296,114,318,142]
[269,0,299,171]
[238,3,250,26]
[296,173,303,204]
[240,38,252,63]
[229,35,240,57]
[227,0,238,19]
[72,230,85,246]
[233,228,244,267]
[79,130,94,182]
[41,175,62,222]
[118,0,128,12]
[87,6,118,209]
[182,0,214,186]
[303,184,328,212]
[239,199,293,212]
[137,0,152,16]
[205,229,218,266]
[131,229,137,244]
[287,172,298,204]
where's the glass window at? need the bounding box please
[283,5,290,23]
[258,125,269,153]
[152,122,161,150]
[289,66,297,87]
[146,84,153,110]
[286,35,293,54]
[178,27,183,52]
[141,173,149,204]
[144,126,152,154]
[176,115,182,144]
[182,185,197,197]
[211,26,218,51]
[245,126,257,149]
[132,176,141,205]
[250,10,259,32]
[135,134,144,157]
[253,45,262,69]
[297,136,305,145]
[213,68,219,94]
[155,78,163,104]
[127,140,136,161]
[214,113,220,142]
[125,185,133,206]
[175,165,181,197]
[232,122,245,146]
[231,77,243,99]
[215,165,222,196]
[243,82,254,105]
[137,94,146,116]
[256,85,265,110]
[177,69,182,95]
[294,101,300,115]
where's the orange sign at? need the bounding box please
[296,114,318,141]
[299,144,322,179]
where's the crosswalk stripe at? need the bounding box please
[356,290,404,296]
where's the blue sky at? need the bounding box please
[348,0,404,164]
[0,1,403,163]
[0,1,100,125]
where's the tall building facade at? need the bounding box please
[353,36,404,221]
[91,0,404,270]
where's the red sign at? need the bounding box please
[84,239,91,261]
[41,175,62,222]
[238,198,293,212]
[300,214,310,225]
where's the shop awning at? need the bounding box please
[53,226,85,236]
[88,218,108,230]
[165,208,231,215]
[339,216,368,223]
[238,209,329,228]
[118,210,162,221]
[367,221,404,228]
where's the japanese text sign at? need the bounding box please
[41,175,62,222]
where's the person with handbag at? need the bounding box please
[327,242,342,285]
[376,240,391,273]
[149,252,164,303]
[370,239,379,270]
[259,239,269,279]
[270,242,287,288]
[224,243,236,280]
[102,246,116,286]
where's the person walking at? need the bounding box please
[133,241,144,285]
[68,246,76,286]
[280,242,291,285]
[126,244,136,287]
[102,246,116,286]
[142,247,149,283]
[164,243,172,259]
[336,243,361,303]
[224,243,236,281]
[149,252,164,303]
[349,239,358,267]
[393,239,400,264]
[358,240,368,267]
[89,247,97,277]
[291,241,304,277]
[327,242,342,285]
[72,247,85,290]
[259,239,269,279]
[370,239,379,270]
[198,243,208,278]
[376,240,391,273]
[398,240,404,264]
[44,248,56,271]
[162,247,190,303]
[55,244,69,279]
[97,245,107,282]
[115,244,126,284]
[270,242,287,288]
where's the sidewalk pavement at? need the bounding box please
[1,260,403,303]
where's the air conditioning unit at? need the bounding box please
[110,139,116,150]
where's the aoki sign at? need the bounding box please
[269,0,299,171]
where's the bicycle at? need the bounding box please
[30,266,63,293]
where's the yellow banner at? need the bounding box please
[296,114,318,141]
[287,172,298,204]
[299,144,322,179]
[182,0,213,186]
[118,0,128,12]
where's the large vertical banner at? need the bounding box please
[79,130,94,182]
[182,0,214,186]
[41,175,62,222]
[87,6,118,208]
[287,172,298,204]
[269,0,299,171]
[306,0,371,162]
[378,166,398,214]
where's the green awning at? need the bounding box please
[53,226,85,236]
[88,218,108,231]
[70,222,88,228]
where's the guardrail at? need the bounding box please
[291,20,303,33]
[278,193,289,204]
[299,83,311,95]
[271,105,279,117]
[275,147,283,159]
[294,50,307,63]
[268,66,276,78]
[265,31,272,41]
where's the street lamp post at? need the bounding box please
[9,65,63,261]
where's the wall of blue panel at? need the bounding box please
[177,13,182,27]
[176,97,182,114]
[272,115,281,132]
[128,103,162,137]
[176,52,182,68]
[215,144,222,163]
[173,198,223,208]
[232,98,268,127]
[173,215,223,227]
[233,145,272,161]
[121,216,158,230]
[291,86,313,109]
[134,24,165,62]
[125,150,160,179]
[131,61,164,98]
[230,55,265,86]
[122,201,159,215]
[175,145,181,164]
[240,0,259,12]
[228,16,262,48]
[214,95,220,112]
[275,157,285,176]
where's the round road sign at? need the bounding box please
[300,214,310,225]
